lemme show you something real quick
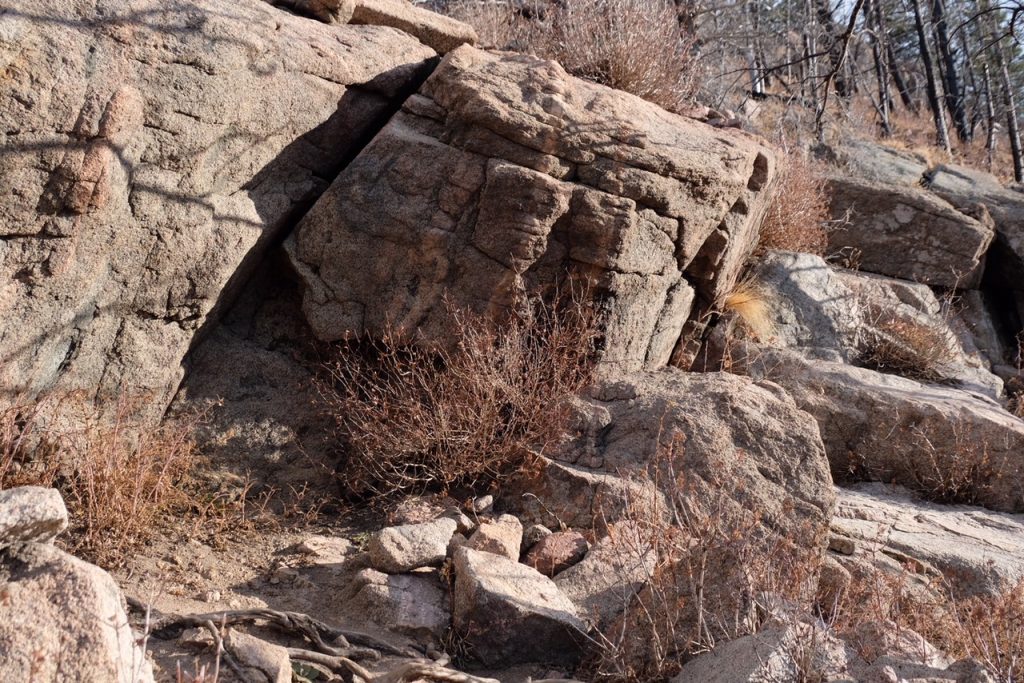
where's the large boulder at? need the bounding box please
[0,0,435,413]
[825,176,994,288]
[834,483,1024,596]
[748,250,1002,397]
[0,542,154,682]
[748,349,1024,513]
[517,369,835,552]
[290,46,779,374]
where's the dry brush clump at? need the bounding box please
[855,302,960,383]
[445,0,701,114]
[318,294,600,499]
[757,148,831,256]
[1,393,200,565]
[582,434,823,682]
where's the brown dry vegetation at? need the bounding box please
[318,294,600,499]
[757,148,831,256]
[446,0,701,114]
[856,304,959,383]
[0,395,200,565]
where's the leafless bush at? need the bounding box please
[1,394,200,566]
[856,304,959,383]
[445,0,701,113]
[893,423,1007,507]
[318,294,600,499]
[583,434,822,682]
[757,149,831,256]
[945,579,1024,683]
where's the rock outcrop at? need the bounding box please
[0,0,436,412]
[749,349,1024,512]
[290,46,779,373]
[826,176,994,288]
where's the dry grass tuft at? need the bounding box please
[758,148,831,256]
[856,305,959,383]
[318,294,600,499]
[723,279,776,342]
[446,0,701,114]
[1,394,200,566]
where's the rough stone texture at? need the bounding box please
[452,547,585,667]
[169,257,334,494]
[0,0,435,413]
[824,138,930,187]
[224,630,291,683]
[523,530,588,577]
[826,176,993,288]
[554,522,656,626]
[0,542,154,682]
[749,349,1024,513]
[671,622,856,683]
[291,46,779,374]
[834,483,1024,596]
[348,568,449,641]
[466,514,522,560]
[528,369,835,551]
[0,486,68,546]
[523,524,553,550]
[749,250,1002,397]
[351,0,478,54]
[367,518,457,573]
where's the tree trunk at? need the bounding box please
[910,0,952,151]
[931,0,970,141]
[983,62,998,173]
[994,39,1024,181]
[867,0,893,135]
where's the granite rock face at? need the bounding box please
[290,46,779,373]
[0,0,435,413]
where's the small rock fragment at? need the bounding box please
[0,487,69,546]
[225,630,291,683]
[466,514,522,560]
[523,523,553,550]
[453,547,585,667]
[524,530,588,577]
[368,518,458,573]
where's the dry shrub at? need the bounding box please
[0,394,199,565]
[856,304,959,383]
[583,434,822,682]
[446,0,701,113]
[318,294,599,499]
[945,579,1024,682]
[758,149,831,255]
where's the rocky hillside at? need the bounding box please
[2,1,1024,682]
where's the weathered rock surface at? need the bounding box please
[826,176,993,288]
[554,522,656,626]
[348,568,450,641]
[0,542,154,682]
[749,250,1002,397]
[225,630,291,683]
[526,369,835,551]
[290,46,779,373]
[367,517,457,573]
[0,0,435,413]
[749,349,1024,512]
[452,547,585,667]
[351,0,478,54]
[523,530,588,577]
[671,621,855,683]
[825,138,930,187]
[265,0,356,23]
[466,514,522,560]
[0,486,68,545]
[833,483,1024,596]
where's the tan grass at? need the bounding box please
[446,0,701,114]
[757,148,831,256]
[723,279,776,343]
[1,394,200,566]
[317,293,600,499]
[856,304,959,383]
